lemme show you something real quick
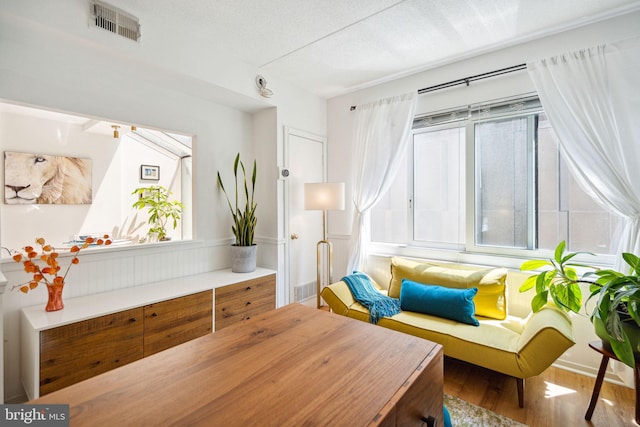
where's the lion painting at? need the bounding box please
[4,151,92,204]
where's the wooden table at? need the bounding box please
[585,340,640,423]
[32,303,443,426]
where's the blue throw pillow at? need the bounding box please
[399,279,480,326]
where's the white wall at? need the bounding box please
[327,11,640,384]
[0,1,327,402]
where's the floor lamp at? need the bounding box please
[304,182,345,309]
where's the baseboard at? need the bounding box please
[552,358,630,387]
[5,392,27,404]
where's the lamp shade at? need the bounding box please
[304,182,345,211]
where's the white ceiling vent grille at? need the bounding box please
[91,1,141,42]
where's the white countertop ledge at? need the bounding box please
[22,267,276,331]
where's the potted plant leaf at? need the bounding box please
[520,241,640,368]
[587,253,640,368]
[132,185,184,242]
[217,153,257,273]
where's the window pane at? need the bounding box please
[537,113,561,249]
[370,153,407,244]
[537,113,621,254]
[413,127,464,246]
[475,117,532,249]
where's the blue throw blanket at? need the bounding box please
[342,272,401,324]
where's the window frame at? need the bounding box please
[370,94,616,267]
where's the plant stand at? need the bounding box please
[585,340,640,423]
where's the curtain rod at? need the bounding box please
[349,63,527,111]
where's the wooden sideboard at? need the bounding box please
[31,304,444,426]
[21,268,276,400]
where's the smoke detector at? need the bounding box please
[90,1,141,42]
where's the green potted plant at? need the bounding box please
[132,185,184,242]
[217,153,257,273]
[520,241,640,367]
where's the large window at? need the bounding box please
[372,96,621,256]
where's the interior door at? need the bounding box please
[285,128,326,306]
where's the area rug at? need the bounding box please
[444,394,528,427]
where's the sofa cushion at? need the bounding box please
[389,257,508,320]
[378,312,521,354]
[400,279,479,326]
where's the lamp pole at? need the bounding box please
[316,209,333,309]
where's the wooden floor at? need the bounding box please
[444,357,637,427]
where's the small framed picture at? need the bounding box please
[140,165,160,181]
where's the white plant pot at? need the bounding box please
[231,244,257,273]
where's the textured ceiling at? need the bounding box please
[112,0,640,98]
[12,0,640,100]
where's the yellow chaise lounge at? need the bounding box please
[320,256,575,407]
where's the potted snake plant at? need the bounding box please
[520,241,640,368]
[217,153,257,273]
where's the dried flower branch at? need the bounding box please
[12,235,112,293]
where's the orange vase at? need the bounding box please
[45,282,65,312]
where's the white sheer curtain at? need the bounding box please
[527,37,640,271]
[346,92,417,274]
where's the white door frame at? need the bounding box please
[283,126,327,305]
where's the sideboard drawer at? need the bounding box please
[215,274,276,330]
[40,308,144,396]
[143,290,213,357]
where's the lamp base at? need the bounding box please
[316,239,333,309]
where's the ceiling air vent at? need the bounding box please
[91,1,141,42]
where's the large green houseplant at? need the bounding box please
[217,153,257,272]
[520,241,640,367]
[132,185,184,242]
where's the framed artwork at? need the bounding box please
[4,151,92,204]
[140,165,160,181]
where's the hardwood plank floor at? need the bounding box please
[444,357,637,427]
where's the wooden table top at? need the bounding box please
[32,303,441,426]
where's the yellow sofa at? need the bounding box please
[320,256,575,407]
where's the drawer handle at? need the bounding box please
[420,415,437,427]
[129,318,137,323]
[246,301,252,306]
[151,313,158,317]
[246,286,252,291]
